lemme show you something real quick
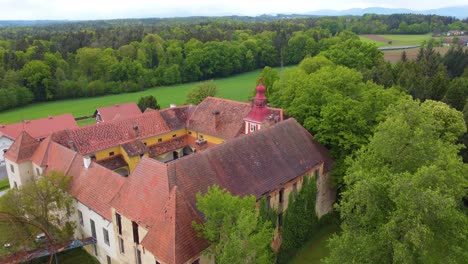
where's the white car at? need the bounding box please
[4,243,11,248]
[35,233,46,242]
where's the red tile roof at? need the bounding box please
[121,140,148,157]
[111,157,170,228]
[4,131,40,163]
[159,105,195,130]
[65,111,170,155]
[94,102,141,122]
[187,97,283,140]
[141,186,208,264]
[0,114,78,140]
[61,147,126,220]
[122,119,330,264]
[31,136,52,167]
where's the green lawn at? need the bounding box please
[0,178,9,191]
[359,34,433,47]
[0,69,268,124]
[289,224,340,264]
[30,248,99,264]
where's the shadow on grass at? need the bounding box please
[289,223,340,264]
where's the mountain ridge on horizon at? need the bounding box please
[306,6,468,19]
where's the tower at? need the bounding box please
[243,79,271,134]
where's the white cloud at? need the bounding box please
[0,0,466,20]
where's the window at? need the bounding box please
[10,164,14,173]
[136,249,142,264]
[103,228,110,246]
[265,196,271,211]
[132,221,139,244]
[14,182,17,188]
[143,142,147,146]
[90,219,96,239]
[116,213,122,235]
[36,168,40,176]
[109,151,115,156]
[250,123,256,132]
[188,131,192,135]
[172,134,177,138]
[158,138,162,143]
[118,237,125,254]
[278,213,283,228]
[314,169,319,181]
[192,259,200,264]
[106,255,111,264]
[199,134,204,139]
[156,261,161,264]
[78,210,84,226]
[279,188,284,203]
[293,183,297,196]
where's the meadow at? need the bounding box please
[359,33,433,47]
[0,69,266,124]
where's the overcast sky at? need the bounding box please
[0,0,466,20]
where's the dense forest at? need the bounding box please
[0,14,467,111]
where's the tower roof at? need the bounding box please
[4,131,40,163]
[244,79,270,123]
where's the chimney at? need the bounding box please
[83,156,91,169]
[133,125,139,138]
[170,104,177,108]
[212,110,220,128]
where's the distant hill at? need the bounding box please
[307,6,468,19]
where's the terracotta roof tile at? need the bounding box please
[66,152,126,220]
[94,102,141,122]
[66,111,170,155]
[159,105,194,130]
[111,157,170,227]
[4,131,40,163]
[141,186,208,264]
[31,136,52,167]
[148,136,187,157]
[187,97,283,139]
[95,155,128,170]
[0,114,78,140]
[121,141,148,157]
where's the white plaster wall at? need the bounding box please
[0,136,13,164]
[74,200,118,264]
[5,159,33,188]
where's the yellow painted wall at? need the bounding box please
[142,128,187,147]
[120,146,149,173]
[95,146,122,161]
[188,130,225,145]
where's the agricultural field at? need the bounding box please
[359,34,433,47]
[0,68,270,125]
[383,47,450,63]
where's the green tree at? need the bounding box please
[186,80,218,105]
[137,95,160,111]
[325,98,468,264]
[20,60,53,101]
[0,171,75,241]
[193,185,274,264]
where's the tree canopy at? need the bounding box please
[325,98,468,264]
[193,185,274,264]
[185,80,218,105]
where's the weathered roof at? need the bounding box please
[4,131,40,163]
[111,157,170,228]
[95,155,128,170]
[169,118,330,207]
[123,119,330,264]
[121,141,148,157]
[94,102,141,122]
[65,150,126,220]
[31,136,52,167]
[65,111,170,155]
[159,105,195,130]
[141,186,207,264]
[0,114,78,140]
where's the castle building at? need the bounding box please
[4,81,335,264]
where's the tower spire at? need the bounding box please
[243,78,271,134]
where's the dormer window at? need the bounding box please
[250,123,256,132]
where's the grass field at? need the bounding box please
[0,69,268,124]
[359,34,433,47]
[383,47,450,63]
[289,224,340,264]
[0,178,9,191]
[30,248,99,264]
